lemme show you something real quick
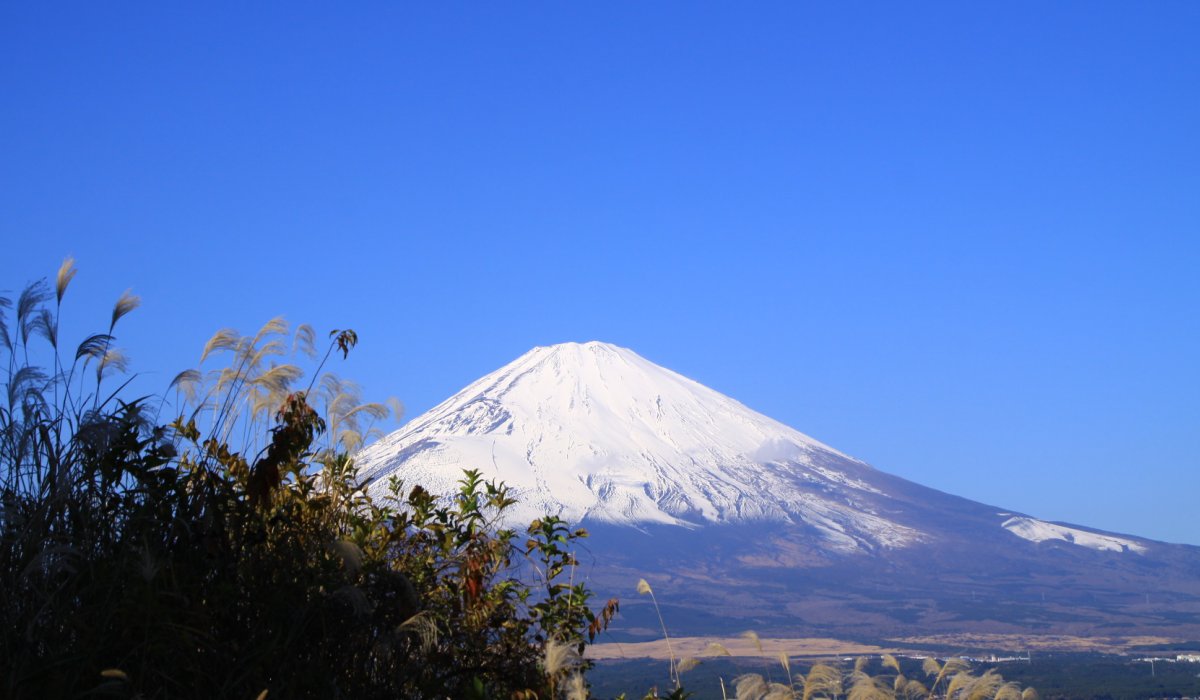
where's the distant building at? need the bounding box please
[1176,653,1200,663]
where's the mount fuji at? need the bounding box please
[357,342,1200,640]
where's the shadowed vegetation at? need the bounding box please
[1,262,617,699]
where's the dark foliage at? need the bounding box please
[1,264,615,699]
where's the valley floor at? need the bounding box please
[587,633,1193,660]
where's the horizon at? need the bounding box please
[2,3,1197,546]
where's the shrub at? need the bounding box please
[1,262,617,699]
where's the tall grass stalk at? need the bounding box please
[638,577,679,689]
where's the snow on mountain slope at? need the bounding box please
[1002,516,1147,554]
[357,341,924,552]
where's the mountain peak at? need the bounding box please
[357,343,925,552]
[536,340,624,352]
[512,340,635,372]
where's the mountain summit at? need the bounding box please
[357,342,1200,639]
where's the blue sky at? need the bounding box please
[2,3,1197,544]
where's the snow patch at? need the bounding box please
[1002,516,1146,554]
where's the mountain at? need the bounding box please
[357,342,1200,641]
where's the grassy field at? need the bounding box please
[588,633,1196,660]
[587,635,897,660]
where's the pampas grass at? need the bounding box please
[925,656,970,697]
[175,317,399,462]
[663,632,1039,700]
[54,257,76,304]
[620,578,1039,700]
[881,654,901,674]
[638,577,680,690]
[5,261,625,699]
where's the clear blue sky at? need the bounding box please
[2,3,1197,544]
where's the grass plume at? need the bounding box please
[638,577,679,690]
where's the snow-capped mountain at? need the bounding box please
[359,341,920,552]
[357,342,1200,640]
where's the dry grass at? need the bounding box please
[587,636,898,660]
[889,632,1181,655]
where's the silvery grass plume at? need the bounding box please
[732,672,797,700]
[171,318,399,463]
[892,672,926,700]
[55,257,76,304]
[741,630,764,654]
[710,635,803,700]
[637,577,679,690]
[1,260,141,494]
[544,639,581,677]
[898,677,929,700]
[970,669,1006,700]
[802,663,842,700]
[733,673,767,700]
[945,670,976,699]
[723,655,1040,700]
[397,611,438,653]
[778,651,794,690]
[545,639,589,700]
[564,671,587,700]
[847,673,892,700]
[705,641,736,699]
[881,654,901,674]
[922,656,969,697]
